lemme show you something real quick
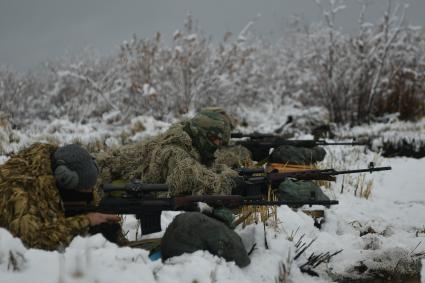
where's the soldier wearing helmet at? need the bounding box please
[96,111,238,196]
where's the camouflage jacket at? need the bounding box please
[0,143,90,250]
[214,145,254,169]
[96,122,236,196]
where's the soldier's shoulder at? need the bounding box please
[157,121,193,149]
[2,143,57,177]
[14,143,58,158]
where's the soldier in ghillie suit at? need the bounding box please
[0,143,120,250]
[199,108,331,209]
[96,111,239,196]
[95,110,251,265]
[197,107,254,169]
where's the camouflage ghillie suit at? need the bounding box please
[0,143,90,250]
[214,145,254,168]
[96,120,237,196]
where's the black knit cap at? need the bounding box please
[53,144,99,191]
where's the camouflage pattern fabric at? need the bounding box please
[187,111,231,162]
[197,108,254,168]
[214,145,254,168]
[269,145,326,164]
[0,143,90,250]
[96,121,237,196]
[161,212,250,267]
[277,180,330,205]
[199,107,237,141]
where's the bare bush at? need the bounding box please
[0,1,424,128]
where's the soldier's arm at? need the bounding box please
[162,146,236,196]
[214,145,254,168]
[7,187,90,250]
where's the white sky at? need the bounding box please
[0,0,424,70]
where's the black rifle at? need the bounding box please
[231,133,366,161]
[235,163,392,195]
[64,182,338,235]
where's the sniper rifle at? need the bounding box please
[231,132,366,161]
[63,182,338,235]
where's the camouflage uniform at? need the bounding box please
[0,143,90,250]
[96,120,237,196]
[214,145,254,168]
[197,107,254,168]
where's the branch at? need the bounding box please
[367,1,407,122]
[57,70,120,112]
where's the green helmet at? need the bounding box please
[188,111,230,162]
[198,107,235,144]
[199,107,236,129]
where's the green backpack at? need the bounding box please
[269,145,326,164]
[161,212,250,267]
[277,180,330,205]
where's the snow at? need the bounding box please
[1,113,425,282]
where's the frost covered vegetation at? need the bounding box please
[1,120,425,283]
[1,0,425,129]
[1,0,425,282]
[336,116,425,158]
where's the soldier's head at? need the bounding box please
[199,107,237,145]
[52,144,99,192]
[199,107,236,133]
[188,111,230,163]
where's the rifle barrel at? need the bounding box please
[242,199,339,206]
[336,166,392,175]
[231,133,275,139]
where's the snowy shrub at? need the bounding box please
[0,0,423,129]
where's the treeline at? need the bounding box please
[1,1,424,128]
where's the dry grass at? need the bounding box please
[238,186,280,230]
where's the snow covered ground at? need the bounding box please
[0,114,424,283]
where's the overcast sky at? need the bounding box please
[1,0,424,71]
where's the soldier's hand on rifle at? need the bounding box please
[86,213,120,226]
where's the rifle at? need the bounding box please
[63,182,338,235]
[235,163,392,195]
[231,132,366,161]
